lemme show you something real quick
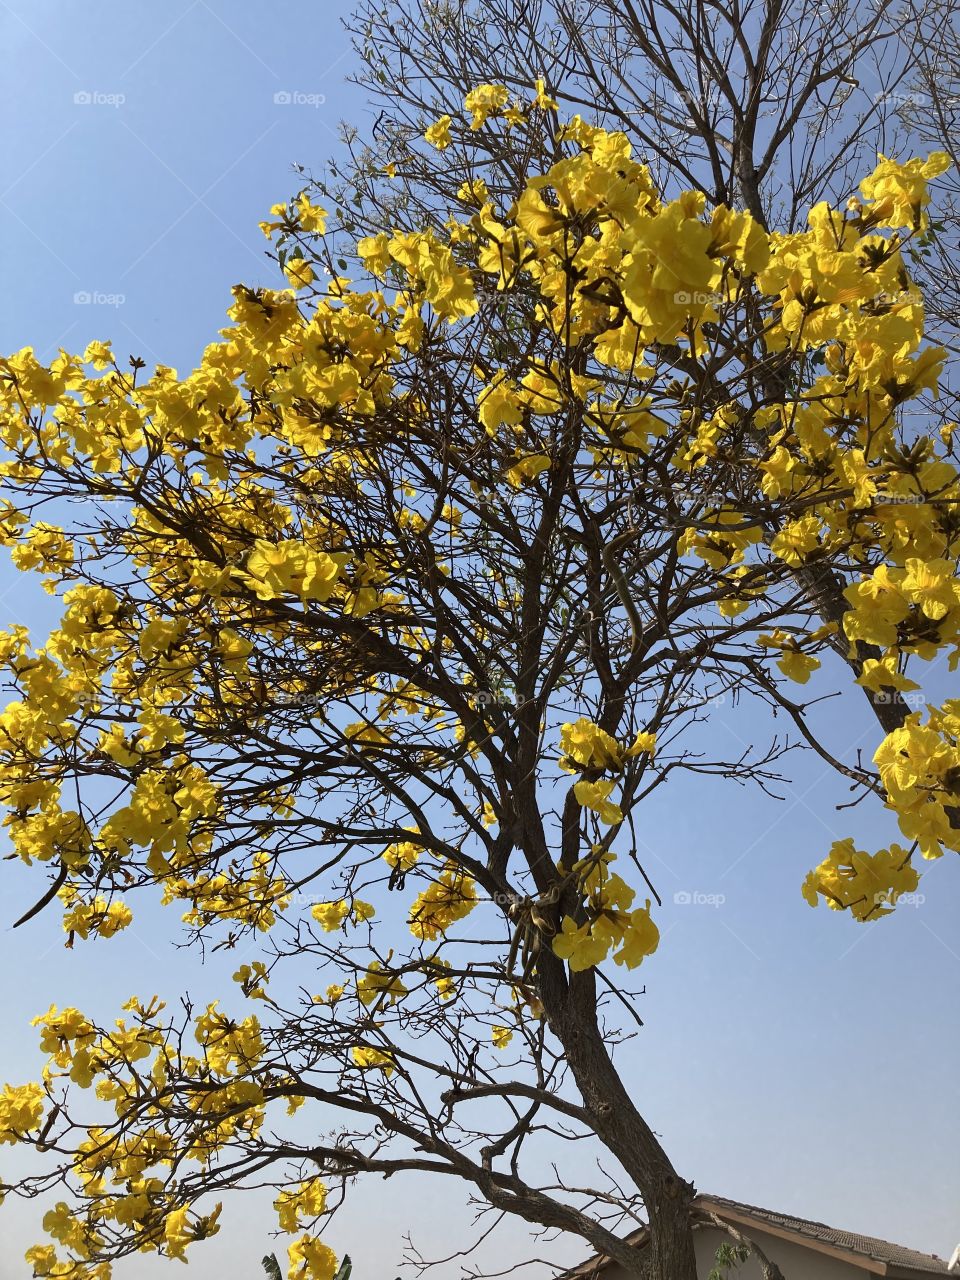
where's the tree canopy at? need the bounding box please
[0,59,957,1280]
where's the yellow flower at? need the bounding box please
[625,731,656,758]
[61,892,133,940]
[614,902,660,968]
[776,650,821,684]
[803,839,919,920]
[456,177,489,204]
[843,566,911,649]
[505,453,551,488]
[288,1233,338,1280]
[559,718,623,771]
[424,115,453,150]
[284,257,315,291]
[164,1204,194,1260]
[295,194,327,234]
[351,1046,395,1075]
[573,778,623,825]
[532,77,558,111]
[387,229,478,321]
[900,557,956,620]
[859,152,951,228]
[492,1024,513,1049]
[244,541,346,602]
[477,375,524,436]
[193,1004,264,1075]
[357,231,392,276]
[409,869,478,940]
[552,917,610,971]
[0,1080,44,1143]
[275,1179,327,1233]
[432,961,456,1001]
[769,516,824,566]
[855,658,920,695]
[311,900,349,931]
[233,961,270,1000]
[708,205,769,274]
[464,84,509,129]
[9,524,74,576]
[82,339,113,369]
[357,962,408,1006]
[24,1244,58,1275]
[383,838,420,871]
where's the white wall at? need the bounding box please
[694,1224,871,1280]
[599,1223,870,1280]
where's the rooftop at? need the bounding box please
[562,1194,953,1278]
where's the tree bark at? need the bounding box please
[538,958,698,1279]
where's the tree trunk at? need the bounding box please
[538,959,699,1279]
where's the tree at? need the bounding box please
[325,0,960,742]
[0,39,957,1280]
[334,0,917,244]
[900,0,960,340]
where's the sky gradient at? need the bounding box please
[1,3,958,1277]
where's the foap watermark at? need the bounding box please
[667,482,710,518]
[673,289,723,308]
[868,689,927,709]
[872,491,927,507]
[66,689,106,714]
[675,686,727,711]
[872,90,930,110]
[672,86,724,117]
[867,287,925,308]
[471,688,526,711]
[289,890,330,908]
[269,690,326,714]
[74,90,125,108]
[490,889,522,909]
[874,889,926,908]
[674,890,726,907]
[644,481,726,528]
[273,90,327,108]
[74,290,125,308]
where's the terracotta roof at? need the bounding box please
[561,1194,953,1278]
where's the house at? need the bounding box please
[562,1194,957,1280]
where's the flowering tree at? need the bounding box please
[326,0,960,739]
[335,0,919,257]
[0,76,956,1280]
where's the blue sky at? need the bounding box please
[1,2,959,1277]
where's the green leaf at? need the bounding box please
[708,1240,750,1280]
[333,1257,353,1280]
[262,1254,283,1280]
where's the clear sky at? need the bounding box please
[1,3,958,1278]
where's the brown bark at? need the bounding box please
[538,956,698,1279]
